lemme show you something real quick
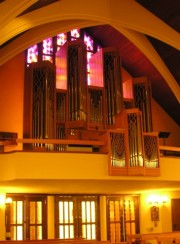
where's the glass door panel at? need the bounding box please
[81,200,96,239]
[29,200,43,240]
[58,200,74,238]
[55,195,99,240]
[9,200,24,240]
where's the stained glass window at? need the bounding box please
[26,28,102,87]
[70,29,80,40]
[84,33,93,51]
[42,37,53,62]
[97,44,101,52]
[57,33,67,51]
[27,44,38,63]
[42,55,53,62]
[43,37,53,55]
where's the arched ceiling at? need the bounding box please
[0,0,179,124]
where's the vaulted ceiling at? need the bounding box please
[0,0,179,125]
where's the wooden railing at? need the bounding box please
[159,146,180,157]
[127,232,180,244]
[0,131,17,140]
[0,129,107,154]
[1,130,179,177]
[0,131,17,152]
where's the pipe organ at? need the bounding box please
[24,40,160,176]
[89,47,123,128]
[56,40,87,129]
[87,87,105,130]
[132,77,153,132]
[23,61,56,150]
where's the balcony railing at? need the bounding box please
[1,131,179,177]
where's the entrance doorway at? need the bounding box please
[172,199,180,231]
[5,195,47,240]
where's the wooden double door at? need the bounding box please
[55,195,99,240]
[5,195,47,240]
[107,195,140,242]
[5,194,140,242]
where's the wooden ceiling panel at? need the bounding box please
[85,19,180,125]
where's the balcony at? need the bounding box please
[0,131,179,183]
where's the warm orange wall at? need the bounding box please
[152,99,180,147]
[0,53,24,150]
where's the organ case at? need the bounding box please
[89,47,123,128]
[23,61,56,149]
[132,77,153,132]
[56,40,87,129]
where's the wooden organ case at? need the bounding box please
[23,39,160,176]
[89,47,123,129]
[109,76,160,176]
[23,61,56,150]
[132,77,153,132]
[56,39,87,130]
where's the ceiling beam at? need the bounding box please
[0,0,179,49]
[0,0,37,30]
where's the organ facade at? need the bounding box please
[23,39,160,176]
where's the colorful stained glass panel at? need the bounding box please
[42,55,53,63]
[71,29,80,39]
[57,33,67,47]
[27,44,38,63]
[84,33,93,51]
[43,37,53,54]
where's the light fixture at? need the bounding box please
[5,197,12,204]
[148,195,168,205]
[147,195,168,227]
[147,195,160,206]
[161,196,168,204]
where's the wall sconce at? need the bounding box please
[147,195,168,206]
[161,196,168,204]
[148,195,160,206]
[5,197,12,204]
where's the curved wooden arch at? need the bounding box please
[0,0,179,101]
